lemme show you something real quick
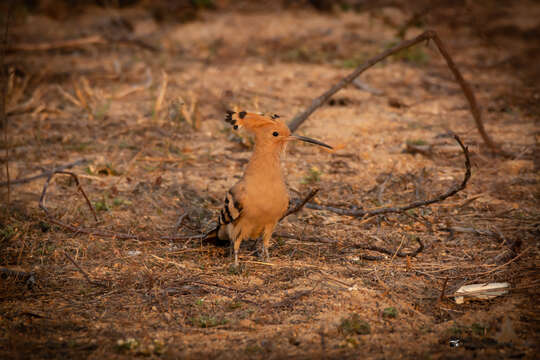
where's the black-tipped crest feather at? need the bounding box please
[225,110,235,124]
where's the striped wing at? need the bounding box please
[218,190,243,226]
[203,188,243,246]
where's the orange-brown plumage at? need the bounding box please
[204,111,332,266]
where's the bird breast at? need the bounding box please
[243,176,289,222]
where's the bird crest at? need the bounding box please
[225,110,281,132]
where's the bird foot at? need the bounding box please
[260,247,270,262]
[228,263,241,275]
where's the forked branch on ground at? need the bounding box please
[288,30,508,156]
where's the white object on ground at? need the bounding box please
[454,282,509,304]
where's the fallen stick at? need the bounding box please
[281,188,319,220]
[39,170,97,222]
[300,134,471,218]
[273,285,318,309]
[288,30,508,156]
[0,158,87,187]
[64,251,107,287]
[171,213,189,236]
[438,277,449,303]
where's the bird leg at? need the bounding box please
[233,234,245,268]
[261,246,269,262]
[260,226,273,262]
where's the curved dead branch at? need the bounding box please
[1,158,87,187]
[300,133,471,218]
[281,188,319,220]
[288,30,508,156]
[39,170,98,222]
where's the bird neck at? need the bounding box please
[243,143,285,184]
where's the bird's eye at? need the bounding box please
[272,131,279,137]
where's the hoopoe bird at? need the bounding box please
[204,110,332,267]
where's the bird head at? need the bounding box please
[225,110,332,151]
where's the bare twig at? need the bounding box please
[0,158,87,187]
[428,33,508,156]
[55,85,82,107]
[288,30,507,156]
[273,284,318,309]
[281,188,319,220]
[438,276,449,303]
[301,134,471,218]
[171,213,188,237]
[39,170,98,222]
[64,251,107,287]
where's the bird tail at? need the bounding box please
[202,226,230,247]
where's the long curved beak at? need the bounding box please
[287,135,333,149]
